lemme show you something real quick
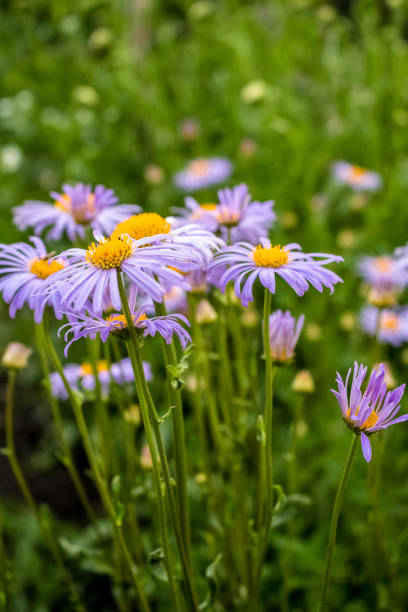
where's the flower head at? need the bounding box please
[2,342,32,370]
[332,362,407,462]
[209,239,343,306]
[268,310,304,364]
[0,237,66,323]
[110,357,152,385]
[360,306,408,346]
[173,157,232,191]
[332,161,382,191]
[173,183,275,244]
[45,234,193,315]
[59,306,191,355]
[13,183,141,242]
[112,212,223,268]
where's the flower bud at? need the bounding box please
[144,164,164,184]
[292,370,315,394]
[340,311,356,331]
[141,444,153,470]
[196,299,217,324]
[2,342,32,370]
[124,404,141,426]
[179,118,200,142]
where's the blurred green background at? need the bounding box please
[2,0,408,610]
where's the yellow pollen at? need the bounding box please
[111,213,171,241]
[86,236,133,269]
[346,407,379,430]
[80,360,109,376]
[380,312,399,331]
[374,256,392,273]
[30,258,65,279]
[105,313,147,328]
[348,165,366,182]
[253,244,289,268]
[188,159,210,177]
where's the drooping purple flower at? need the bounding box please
[173,183,275,244]
[173,157,232,191]
[268,310,304,364]
[110,357,152,385]
[0,237,66,323]
[360,306,408,346]
[332,362,407,462]
[332,161,382,191]
[13,183,141,242]
[49,364,82,400]
[45,234,195,315]
[59,306,191,355]
[209,238,343,306]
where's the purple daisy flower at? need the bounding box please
[332,161,382,191]
[49,364,82,400]
[173,183,275,244]
[110,357,153,385]
[59,307,191,355]
[13,183,141,242]
[332,362,407,462]
[45,234,194,315]
[358,255,407,288]
[360,306,408,346]
[111,212,223,269]
[268,310,304,364]
[209,239,343,306]
[0,236,66,323]
[173,157,232,191]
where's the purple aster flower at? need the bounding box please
[268,310,304,364]
[173,157,232,191]
[0,236,66,323]
[110,357,152,385]
[59,306,191,355]
[13,183,140,242]
[80,360,111,396]
[332,161,382,191]
[360,306,408,346]
[358,255,407,288]
[45,234,194,315]
[209,239,343,306]
[332,362,407,462]
[111,212,223,269]
[49,364,82,399]
[173,183,275,244]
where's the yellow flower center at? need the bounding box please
[216,209,241,226]
[346,407,379,431]
[80,360,109,376]
[111,213,171,241]
[380,312,399,331]
[105,313,147,328]
[54,193,96,223]
[201,203,217,211]
[85,236,133,269]
[348,165,366,182]
[188,159,210,177]
[373,256,392,273]
[253,244,289,268]
[30,258,65,279]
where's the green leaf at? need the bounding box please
[148,547,168,583]
[198,553,223,610]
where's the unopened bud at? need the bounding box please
[239,137,257,158]
[368,285,399,307]
[292,370,315,394]
[305,323,322,341]
[196,299,217,324]
[124,404,141,426]
[144,164,164,184]
[242,305,258,328]
[2,342,32,370]
[340,311,356,331]
[180,118,200,142]
[141,444,153,469]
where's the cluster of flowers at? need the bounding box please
[358,250,408,346]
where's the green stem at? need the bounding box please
[250,290,275,605]
[5,369,86,612]
[154,300,192,562]
[320,434,358,612]
[35,322,98,527]
[41,329,150,612]
[116,270,195,611]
